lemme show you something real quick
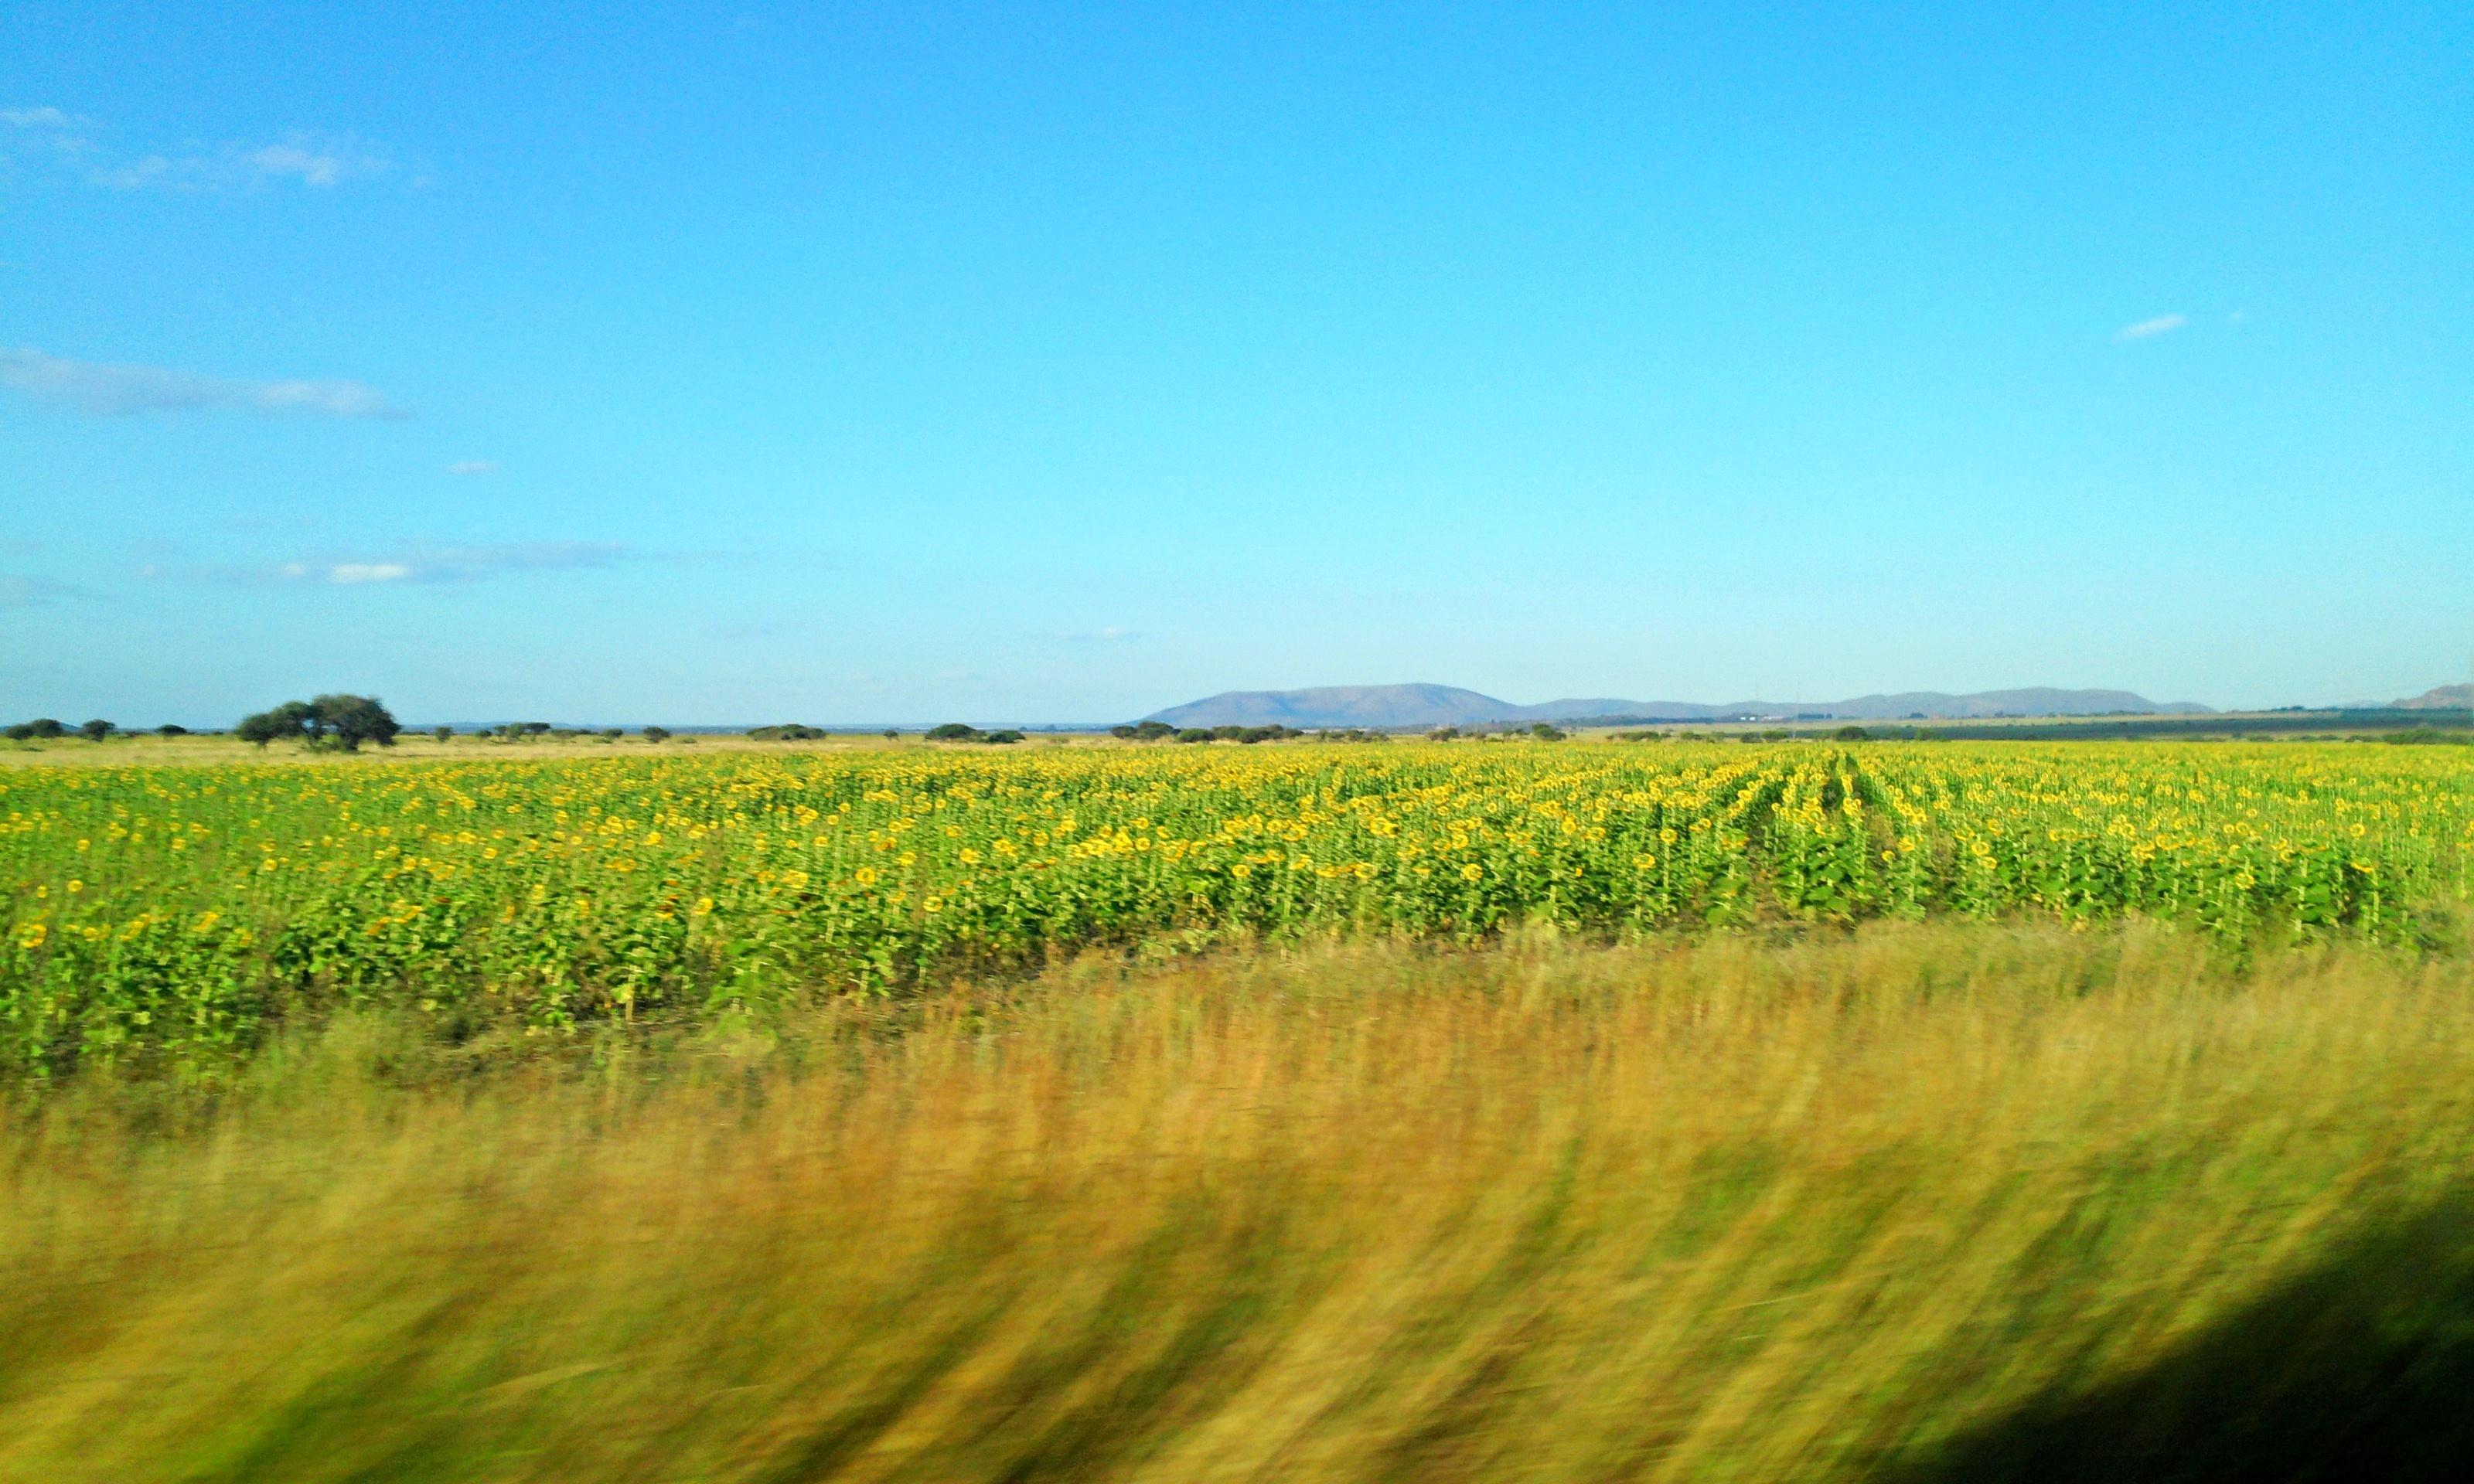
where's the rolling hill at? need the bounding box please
[1144,685,2213,730]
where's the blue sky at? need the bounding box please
[3,2,2467,725]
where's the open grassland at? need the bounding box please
[7,927,2474,1482]
[5,743,2471,1074]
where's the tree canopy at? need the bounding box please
[234,696,400,751]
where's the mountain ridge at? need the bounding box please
[1146,684,2216,730]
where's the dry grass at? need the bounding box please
[5,923,2473,1482]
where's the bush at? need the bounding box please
[155,723,189,737]
[749,724,826,742]
[926,723,983,742]
[642,727,672,744]
[1530,723,1566,742]
[433,726,455,743]
[983,730,1025,745]
[1835,725,1872,741]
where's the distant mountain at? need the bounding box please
[2391,683,2473,711]
[1147,685,1516,730]
[1144,685,2214,730]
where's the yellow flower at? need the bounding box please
[853,866,879,887]
[15,922,45,950]
[66,880,83,893]
[1461,863,1483,882]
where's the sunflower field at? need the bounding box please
[4,742,2469,1072]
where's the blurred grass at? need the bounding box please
[5,921,2474,1482]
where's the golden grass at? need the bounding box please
[5,923,2472,1482]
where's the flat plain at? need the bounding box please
[4,738,2472,1482]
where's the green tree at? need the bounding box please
[1530,722,1566,741]
[312,696,400,752]
[155,723,189,737]
[433,726,455,743]
[642,726,673,743]
[80,719,114,743]
[926,723,982,742]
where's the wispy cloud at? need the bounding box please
[1,107,82,130]
[0,347,404,419]
[2114,313,2188,343]
[272,543,633,586]
[97,134,393,192]
[0,572,90,608]
[445,460,501,476]
[3,108,397,192]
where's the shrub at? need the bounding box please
[155,723,189,737]
[983,730,1025,745]
[926,723,983,743]
[434,726,455,743]
[642,727,673,744]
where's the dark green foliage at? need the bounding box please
[433,726,455,743]
[926,723,983,742]
[312,696,400,752]
[750,724,828,741]
[1530,723,1566,741]
[642,727,673,743]
[234,696,397,751]
[80,720,114,742]
[1835,725,1872,741]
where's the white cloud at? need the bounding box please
[92,135,390,192]
[270,543,633,587]
[2114,313,2188,342]
[445,460,501,476]
[3,111,395,192]
[0,347,404,419]
[327,563,413,584]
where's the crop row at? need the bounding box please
[4,743,2469,1071]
